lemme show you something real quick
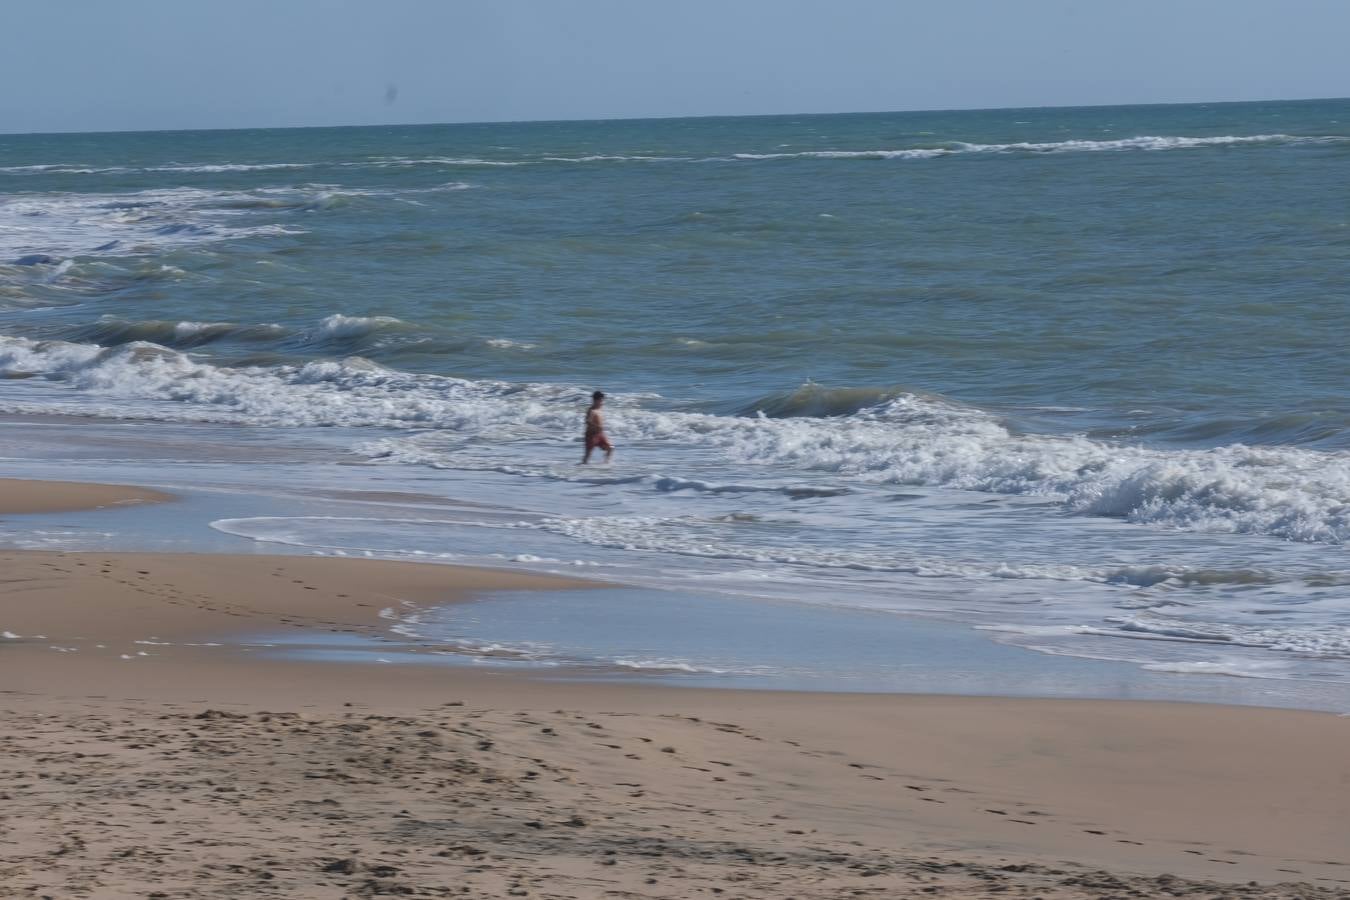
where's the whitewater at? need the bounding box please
[2,99,1348,693]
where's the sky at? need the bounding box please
[3,0,1348,134]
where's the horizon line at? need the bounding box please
[3,94,1348,139]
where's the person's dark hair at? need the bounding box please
[591,390,605,402]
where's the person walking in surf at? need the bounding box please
[582,390,614,464]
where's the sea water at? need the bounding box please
[2,100,1348,695]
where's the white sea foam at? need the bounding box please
[368,135,1344,166]
[534,512,1099,576]
[0,159,468,176]
[145,162,316,174]
[368,156,524,168]
[0,187,306,259]
[0,162,316,175]
[962,134,1345,153]
[976,624,1101,637]
[1138,660,1295,678]
[733,149,951,161]
[1103,615,1350,656]
[984,615,1350,659]
[3,334,1347,543]
[0,164,125,175]
[174,320,270,341]
[4,134,1340,185]
[727,134,1344,162]
[527,514,1314,586]
[611,658,734,674]
[0,180,482,263]
[540,155,694,163]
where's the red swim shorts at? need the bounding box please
[585,431,613,452]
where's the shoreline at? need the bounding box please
[3,544,1349,896]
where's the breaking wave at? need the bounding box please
[742,383,912,418]
[2,334,1347,544]
[0,187,308,259]
[54,314,424,356]
[68,318,288,350]
[0,182,474,262]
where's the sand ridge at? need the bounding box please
[0,478,174,515]
[0,550,599,646]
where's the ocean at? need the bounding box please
[2,99,1349,699]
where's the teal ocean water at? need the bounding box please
[3,99,1349,691]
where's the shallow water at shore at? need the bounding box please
[2,415,1348,712]
[3,101,1349,697]
[249,586,1350,712]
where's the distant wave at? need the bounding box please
[295,134,1350,167]
[733,149,949,161]
[960,134,1343,153]
[4,333,1344,544]
[731,133,1345,161]
[484,338,538,351]
[5,134,1340,180]
[368,156,525,168]
[0,164,120,175]
[1,162,318,175]
[0,155,699,172]
[147,162,318,174]
[540,154,696,163]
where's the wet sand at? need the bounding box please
[0,477,173,515]
[1,482,1348,898]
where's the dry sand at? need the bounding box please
[1,482,1348,898]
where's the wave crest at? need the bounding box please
[3,333,1348,544]
[742,383,908,418]
[69,318,288,349]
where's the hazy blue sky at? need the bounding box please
[3,0,1347,134]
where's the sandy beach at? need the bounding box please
[0,482,1347,898]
